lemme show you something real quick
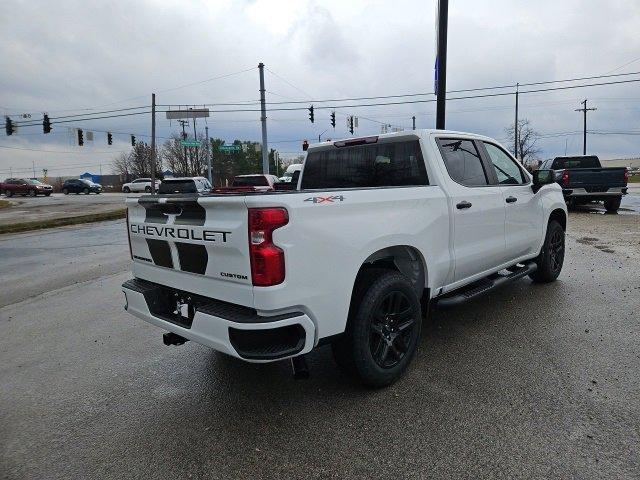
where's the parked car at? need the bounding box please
[1,178,53,197]
[61,179,102,195]
[539,155,629,212]
[157,177,212,195]
[278,163,303,183]
[122,178,160,193]
[122,130,566,387]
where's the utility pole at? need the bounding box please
[151,93,156,194]
[514,83,519,159]
[258,62,269,174]
[435,0,449,129]
[575,99,597,155]
[193,116,198,175]
[205,125,212,183]
[32,160,35,178]
[412,116,416,130]
[178,120,189,171]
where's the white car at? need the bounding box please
[278,163,302,183]
[122,178,160,193]
[122,129,566,387]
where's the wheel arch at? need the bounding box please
[356,245,428,297]
[548,208,567,231]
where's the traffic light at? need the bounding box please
[302,140,309,151]
[308,105,314,123]
[330,111,336,129]
[107,132,113,145]
[43,114,51,134]
[77,128,84,146]
[348,116,354,134]
[131,135,136,146]
[5,117,15,135]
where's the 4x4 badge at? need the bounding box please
[304,195,345,204]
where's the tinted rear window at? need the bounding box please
[301,140,428,189]
[437,139,488,186]
[552,156,601,169]
[232,176,269,187]
[158,180,196,194]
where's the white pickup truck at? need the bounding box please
[122,130,567,387]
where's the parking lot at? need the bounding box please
[1,201,639,479]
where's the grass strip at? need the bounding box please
[0,209,126,235]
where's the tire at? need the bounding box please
[82,188,89,194]
[604,197,621,213]
[45,193,51,197]
[5,189,13,197]
[123,187,130,193]
[28,189,37,197]
[529,220,565,283]
[332,269,422,388]
[62,188,69,195]
[144,186,152,193]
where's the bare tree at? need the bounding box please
[505,119,541,167]
[112,152,132,177]
[161,133,209,177]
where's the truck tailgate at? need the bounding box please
[126,195,254,306]
[566,168,627,188]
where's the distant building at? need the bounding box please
[162,169,174,178]
[601,158,640,169]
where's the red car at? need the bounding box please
[1,178,53,197]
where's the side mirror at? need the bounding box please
[532,169,554,193]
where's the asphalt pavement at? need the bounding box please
[1,214,639,479]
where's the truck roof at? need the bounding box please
[306,128,498,152]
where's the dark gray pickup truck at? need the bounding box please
[539,155,629,212]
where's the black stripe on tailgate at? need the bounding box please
[175,242,208,274]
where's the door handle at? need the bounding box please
[506,196,518,203]
[456,201,472,210]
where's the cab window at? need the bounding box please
[436,139,488,186]
[483,143,527,185]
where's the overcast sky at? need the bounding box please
[1,0,639,178]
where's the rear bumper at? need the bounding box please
[563,187,627,198]
[122,278,315,362]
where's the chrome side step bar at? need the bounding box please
[436,262,537,308]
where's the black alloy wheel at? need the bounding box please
[548,227,564,275]
[369,290,418,369]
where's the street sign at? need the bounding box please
[181,139,201,147]
[219,144,241,152]
[166,108,210,120]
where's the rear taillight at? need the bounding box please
[561,169,570,187]
[248,207,288,286]
[126,209,133,259]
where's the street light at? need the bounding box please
[318,129,328,142]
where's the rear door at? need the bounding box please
[480,142,543,260]
[435,138,506,282]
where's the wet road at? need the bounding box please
[1,216,639,479]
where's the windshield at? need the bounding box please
[232,176,269,187]
[158,179,196,194]
[26,179,42,185]
[552,156,601,169]
[281,172,292,178]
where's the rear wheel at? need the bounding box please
[529,220,565,283]
[123,186,130,193]
[83,188,89,194]
[332,269,422,388]
[144,186,152,193]
[5,189,13,197]
[604,197,621,213]
[28,189,37,197]
[44,193,51,197]
[62,188,69,195]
